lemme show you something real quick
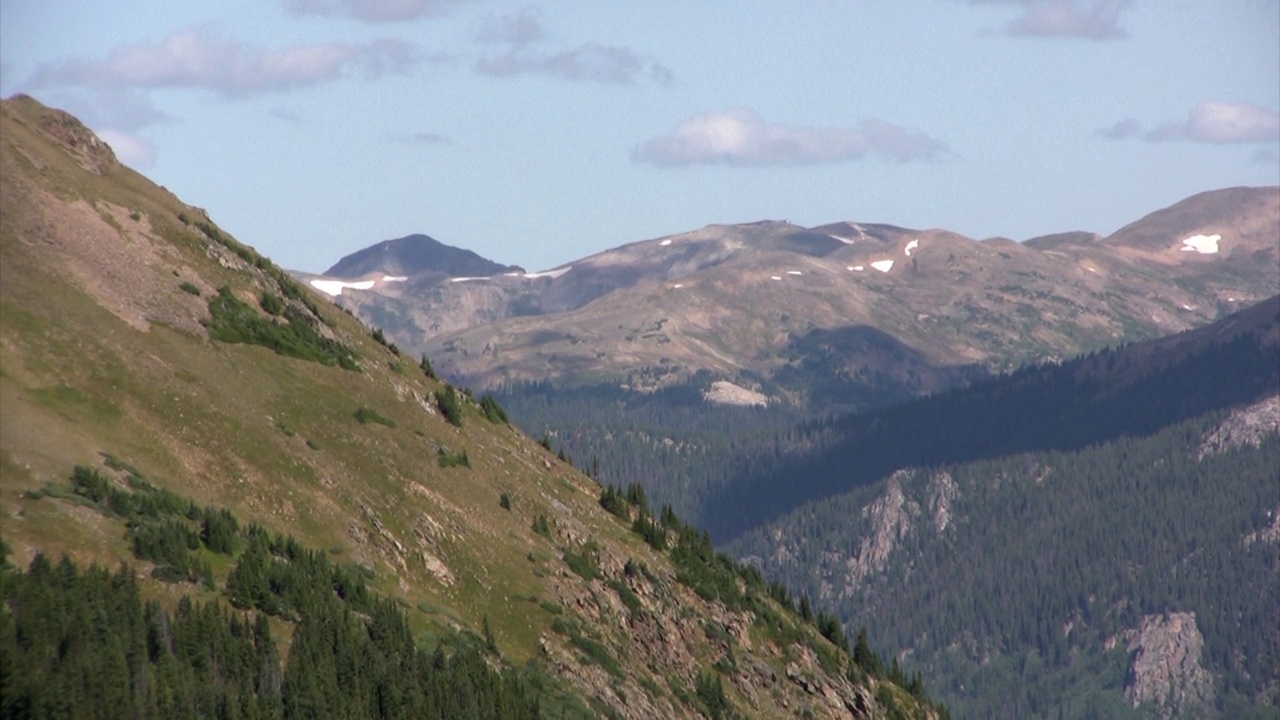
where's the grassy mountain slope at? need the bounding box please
[0,95,938,719]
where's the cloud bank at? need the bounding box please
[29,26,419,96]
[633,110,948,167]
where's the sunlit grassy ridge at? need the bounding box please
[0,94,942,718]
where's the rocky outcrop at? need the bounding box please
[846,472,920,589]
[1121,612,1215,719]
[1197,395,1280,459]
[702,379,769,407]
[925,471,959,533]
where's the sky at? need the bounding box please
[2,1,1278,274]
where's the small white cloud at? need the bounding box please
[476,43,671,86]
[1147,102,1280,144]
[633,109,947,167]
[981,0,1131,40]
[97,129,157,168]
[286,0,464,22]
[29,26,420,96]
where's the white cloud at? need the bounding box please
[29,26,420,96]
[286,0,464,22]
[975,0,1132,40]
[632,109,948,167]
[476,43,672,86]
[97,129,157,168]
[1147,102,1280,143]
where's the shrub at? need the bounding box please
[437,447,470,468]
[259,292,285,316]
[179,281,201,296]
[435,385,464,427]
[479,395,508,424]
[354,406,396,428]
[532,514,552,538]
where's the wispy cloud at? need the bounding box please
[976,0,1133,40]
[632,109,948,167]
[476,43,671,85]
[1147,102,1280,144]
[28,25,421,96]
[286,0,465,23]
[475,5,545,47]
[1093,117,1142,139]
[1252,149,1279,165]
[472,7,670,86]
[390,131,451,145]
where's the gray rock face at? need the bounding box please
[1197,394,1280,459]
[1122,612,1215,719]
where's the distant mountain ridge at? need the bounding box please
[314,186,1280,413]
[324,232,523,279]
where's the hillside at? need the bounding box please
[723,297,1280,719]
[0,94,939,719]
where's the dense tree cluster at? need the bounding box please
[205,286,359,370]
[2,466,542,720]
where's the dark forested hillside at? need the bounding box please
[729,409,1280,719]
[700,296,1280,544]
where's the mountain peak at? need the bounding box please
[3,94,119,175]
[323,233,523,279]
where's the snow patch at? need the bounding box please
[309,279,375,296]
[659,239,672,246]
[1180,234,1220,254]
[524,266,572,279]
[904,239,919,256]
[786,270,802,276]
[771,275,782,280]
[449,276,488,283]
[830,234,857,244]
[381,275,408,282]
[848,265,864,272]
[502,272,522,277]
[870,259,895,273]
[671,283,684,289]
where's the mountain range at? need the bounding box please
[302,186,1278,412]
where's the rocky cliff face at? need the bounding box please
[1119,612,1215,719]
[1197,394,1280,459]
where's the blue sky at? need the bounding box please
[3,1,1278,273]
